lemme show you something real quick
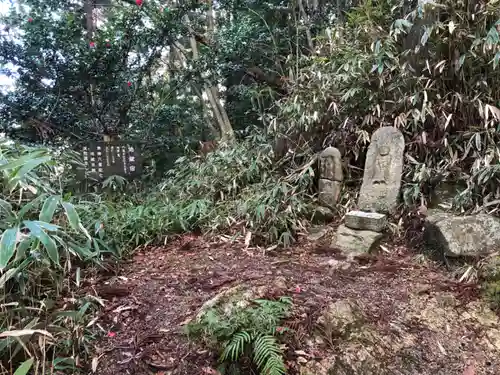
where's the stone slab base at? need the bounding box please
[333,224,383,256]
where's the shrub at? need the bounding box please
[155,131,316,246]
[0,142,110,372]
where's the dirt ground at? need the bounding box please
[87,231,500,375]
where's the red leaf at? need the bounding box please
[136,0,143,6]
[127,81,132,87]
[28,17,33,23]
[294,285,301,293]
[107,331,116,338]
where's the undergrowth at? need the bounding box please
[0,142,111,373]
[102,131,317,248]
[185,296,293,375]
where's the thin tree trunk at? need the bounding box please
[171,41,219,139]
[298,0,314,52]
[185,12,234,143]
[205,2,234,142]
[84,0,101,138]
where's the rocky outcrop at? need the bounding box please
[299,294,500,375]
[424,211,500,257]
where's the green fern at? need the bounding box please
[221,331,252,361]
[253,334,286,375]
[185,297,292,375]
[261,354,287,375]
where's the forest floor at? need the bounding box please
[87,229,500,375]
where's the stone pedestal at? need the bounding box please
[345,211,387,232]
[319,179,342,208]
[333,225,383,255]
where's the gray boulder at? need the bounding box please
[424,211,500,257]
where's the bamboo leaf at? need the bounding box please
[62,202,91,240]
[40,195,61,223]
[0,227,19,269]
[23,221,59,265]
[13,358,34,375]
[15,156,52,179]
[0,150,47,171]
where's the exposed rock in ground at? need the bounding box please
[299,292,500,375]
[193,277,289,322]
[424,211,500,257]
[306,225,330,242]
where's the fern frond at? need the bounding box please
[252,334,282,371]
[221,331,252,361]
[261,354,287,375]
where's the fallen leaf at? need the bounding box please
[463,363,475,375]
[437,341,447,355]
[244,231,252,249]
[0,329,53,338]
[91,357,99,373]
[202,367,220,374]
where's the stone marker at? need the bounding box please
[344,211,387,232]
[424,211,500,257]
[318,147,343,208]
[358,127,405,213]
[319,147,343,181]
[318,179,341,208]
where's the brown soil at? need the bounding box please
[87,232,500,375]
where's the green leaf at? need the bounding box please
[15,156,52,179]
[15,238,32,262]
[23,221,59,265]
[0,150,47,171]
[0,227,19,269]
[32,221,60,232]
[62,202,91,240]
[0,199,13,217]
[0,267,18,288]
[14,358,34,375]
[18,194,47,219]
[40,195,61,222]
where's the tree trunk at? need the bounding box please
[298,0,314,52]
[185,11,235,143]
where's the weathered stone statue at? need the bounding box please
[333,127,405,255]
[358,127,405,213]
[318,147,343,209]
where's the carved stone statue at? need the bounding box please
[358,127,405,213]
